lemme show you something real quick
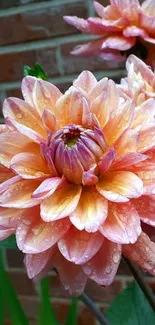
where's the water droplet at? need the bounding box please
[16,113,23,119]
[113,252,120,263]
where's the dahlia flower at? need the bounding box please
[64,0,155,69]
[0,59,155,294]
[120,54,155,105]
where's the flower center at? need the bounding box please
[62,126,81,148]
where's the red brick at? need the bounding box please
[6,88,23,100]
[8,271,37,296]
[117,259,132,275]
[78,305,96,325]
[0,47,57,82]
[85,279,122,303]
[0,2,88,46]
[60,40,125,75]
[56,82,72,93]
[6,248,24,269]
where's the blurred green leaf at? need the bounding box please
[65,297,78,325]
[24,63,47,80]
[38,277,59,325]
[0,250,29,325]
[0,282,5,325]
[0,235,17,248]
[106,281,155,325]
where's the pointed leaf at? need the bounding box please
[39,277,59,325]
[65,297,78,325]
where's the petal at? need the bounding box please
[32,177,63,200]
[97,171,143,202]
[137,171,155,195]
[131,99,155,131]
[63,16,92,34]
[16,206,71,253]
[41,183,82,222]
[132,195,155,226]
[3,98,46,141]
[123,232,155,276]
[89,77,108,102]
[138,125,155,153]
[22,76,62,116]
[0,207,26,228]
[103,100,134,145]
[73,71,97,93]
[0,227,15,240]
[98,147,116,174]
[0,131,39,168]
[0,164,14,184]
[71,38,105,57]
[126,54,154,85]
[101,35,136,51]
[0,175,21,195]
[0,179,41,208]
[25,247,55,279]
[58,226,104,264]
[70,187,108,232]
[83,239,121,286]
[42,109,59,133]
[114,129,139,156]
[11,153,49,179]
[111,152,147,170]
[100,201,141,244]
[70,97,90,127]
[55,87,85,128]
[90,92,110,129]
[52,249,87,295]
[123,26,148,38]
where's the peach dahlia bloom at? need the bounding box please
[0,62,155,294]
[64,0,155,68]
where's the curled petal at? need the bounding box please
[25,247,55,279]
[126,55,154,85]
[0,179,41,208]
[83,239,121,286]
[63,148,84,184]
[0,227,15,241]
[98,147,116,174]
[70,187,108,232]
[42,110,59,133]
[16,206,71,253]
[82,164,98,186]
[41,183,82,222]
[63,16,92,34]
[100,201,141,244]
[101,35,136,50]
[52,249,87,295]
[70,97,90,126]
[32,177,63,200]
[22,76,62,116]
[90,92,110,129]
[132,195,155,226]
[123,232,155,276]
[97,171,143,202]
[58,226,104,264]
[73,70,97,93]
[11,153,50,179]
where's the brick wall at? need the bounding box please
[0,0,152,324]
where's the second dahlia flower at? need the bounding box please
[0,58,155,294]
[64,0,155,69]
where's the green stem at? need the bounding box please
[124,256,155,312]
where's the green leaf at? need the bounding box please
[38,277,59,325]
[106,281,155,325]
[24,63,47,80]
[0,235,17,248]
[0,284,5,325]
[65,297,78,325]
[0,250,29,325]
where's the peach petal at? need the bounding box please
[62,148,84,184]
[0,179,41,208]
[0,125,9,134]
[70,97,90,126]
[70,187,108,232]
[101,35,136,50]
[52,249,87,295]
[126,55,154,85]
[103,100,134,145]
[41,183,82,222]
[0,131,39,168]
[16,207,71,253]
[100,201,141,244]
[97,171,143,202]
[63,16,92,34]
[0,175,21,195]
[90,92,110,128]
[0,164,14,184]
[83,239,121,286]
[88,17,126,32]
[82,165,98,186]
[137,170,155,195]
[25,247,55,279]
[22,76,62,116]
[132,195,155,226]
[42,109,59,133]
[11,153,50,179]
[71,38,105,57]
[58,227,104,264]
[32,177,63,200]
[3,98,46,139]
[111,152,147,170]
[73,71,97,93]
[0,207,26,228]
[55,86,85,128]
[114,129,139,156]
[89,78,108,102]
[131,99,155,131]
[98,147,116,174]
[123,26,148,38]
[123,232,155,276]
[138,125,155,152]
